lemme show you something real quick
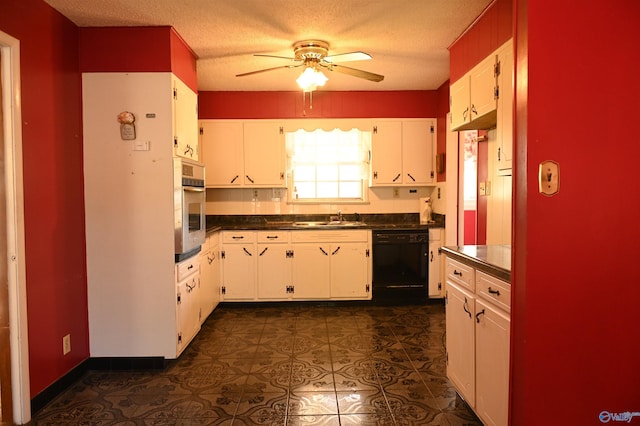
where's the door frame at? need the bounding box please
[1,30,31,424]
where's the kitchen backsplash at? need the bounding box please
[205,184,448,216]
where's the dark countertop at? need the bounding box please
[440,245,511,282]
[206,213,445,235]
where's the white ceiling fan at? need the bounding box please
[236,40,384,90]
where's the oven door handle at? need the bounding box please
[184,187,206,192]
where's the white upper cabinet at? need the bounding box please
[495,39,514,175]
[200,120,285,187]
[370,121,403,185]
[243,121,285,187]
[370,119,435,187]
[450,50,499,132]
[200,120,244,187]
[173,76,199,161]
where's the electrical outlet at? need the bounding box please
[63,334,71,355]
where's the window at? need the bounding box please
[286,128,371,203]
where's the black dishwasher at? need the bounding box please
[372,229,428,305]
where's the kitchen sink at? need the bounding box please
[292,220,367,228]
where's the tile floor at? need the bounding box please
[31,302,481,425]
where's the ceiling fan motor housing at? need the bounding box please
[293,40,330,61]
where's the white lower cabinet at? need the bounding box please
[428,228,444,297]
[257,231,291,299]
[445,256,510,426]
[475,296,510,426]
[445,281,476,406]
[199,232,221,323]
[221,231,257,300]
[290,243,331,299]
[221,229,371,301]
[176,256,201,355]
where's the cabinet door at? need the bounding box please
[402,120,434,185]
[173,77,199,160]
[428,241,442,297]
[257,243,291,299]
[445,281,475,406]
[450,76,471,130]
[496,40,513,175]
[210,240,221,310]
[243,121,285,187]
[221,244,257,300]
[330,243,370,299]
[177,274,201,353]
[370,121,403,186]
[291,243,331,299]
[199,248,215,322]
[200,120,244,187]
[475,298,510,426]
[469,54,497,123]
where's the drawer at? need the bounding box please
[476,270,511,312]
[290,229,369,243]
[257,231,290,243]
[222,231,257,243]
[176,256,200,281]
[445,257,475,291]
[429,228,442,242]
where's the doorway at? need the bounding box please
[1,29,30,424]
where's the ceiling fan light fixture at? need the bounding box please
[296,66,328,92]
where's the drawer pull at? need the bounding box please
[463,298,472,318]
[259,247,268,256]
[319,247,328,256]
[453,270,463,277]
[266,235,279,239]
[232,236,244,240]
[243,248,253,256]
[475,309,485,323]
[488,287,501,296]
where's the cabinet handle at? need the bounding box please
[246,175,254,183]
[488,287,501,296]
[187,264,193,270]
[280,172,284,180]
[471,104,478,116]
[463,299,472,318]
[498,147,501,161]
[463,107,469,121]
[232,236,244,240]
[259,247,268,256]
[332,246,341,255]
[430,251,434,262]
[454,270,463,277]
[392,173,401,182]
[407,173,416,182]
[373,171,378,179]
[207,256,213,264]
[476,309,485,323]
[266,235,279,239]
[243,247,253,256]
[319,247,328,256]
[230,175,239,184]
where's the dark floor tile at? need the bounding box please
[286,414,340,425]
[338,413,397,426]
[287,391,338,416]
[336,390,387,415]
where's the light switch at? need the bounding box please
[539,160,559,196]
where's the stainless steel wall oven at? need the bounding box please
[174,158,206,261]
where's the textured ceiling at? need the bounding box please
[43,0,492,92]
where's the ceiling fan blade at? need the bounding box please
[324,52,372,63]
[322,63,384,82]
[254,54,301,61]
[236,63,303,77]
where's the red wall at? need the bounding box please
[79,26,198,93]
[511,1,640,424]
[449,0,513,83]
[436,81,449,182]
[0,0,89,396]
[198,90,439,119]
